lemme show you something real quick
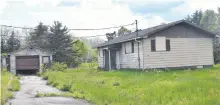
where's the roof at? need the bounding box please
[9,47,52,55]
[95,20,216,48]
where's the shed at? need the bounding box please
[9,48,53,75]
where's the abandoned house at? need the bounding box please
[95,20,216,70]
[8,48,53,75]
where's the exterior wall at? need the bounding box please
[119,41,143,69]
[98,48,104,68]
[10,49,52,74]
[143,24,214,69]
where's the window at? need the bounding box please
[42,56,50,64]
[166,39,170,51]
[156,37,166,51]
[125,41,134,54]
[151,37,171,52]
[151,39,156,52]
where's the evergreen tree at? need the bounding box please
[7,31,20,52]
[185,10,203,26]
[47,21,73,64]
[27,22,49,49]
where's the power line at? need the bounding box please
[0,22,135,31]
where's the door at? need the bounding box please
[16,55,39,70]
[104,50,117,70]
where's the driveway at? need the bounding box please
[6,76,91,105]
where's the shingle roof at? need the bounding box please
[95,20,216,48]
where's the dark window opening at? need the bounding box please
[131,41,134,53]
[166,39,170,51]
[151,39,156,52]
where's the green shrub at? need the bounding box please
[61,84,72,91]
[49,62,67,72]
[79,62,98,70]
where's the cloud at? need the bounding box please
[0,0,168,38]
[171,0,220,15]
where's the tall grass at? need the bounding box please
[42,64,220,105]
[1,70,20,105]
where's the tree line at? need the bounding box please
[1,21,97,67]
[185,8,220,63]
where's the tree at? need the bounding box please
[47,21,73,64]
[1,28,10,53]
[71,40,88,66]
[106,31,116,41]
[27,22,49,49]
[118,26,131,36]
[6,31,20,52]
[200,10,217,31]
[185,10,203,26]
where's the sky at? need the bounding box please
[0,0,220,37]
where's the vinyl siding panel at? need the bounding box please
[119,41,143,69]
[143,38,214,69]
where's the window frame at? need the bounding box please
[151,38,171,52]
[125,41,134,54]
[42,56,50,64]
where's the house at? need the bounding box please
[95,20,216,70]
[8,48,53,75]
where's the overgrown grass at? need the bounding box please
[1,70,20,105]
[42,64,220,105]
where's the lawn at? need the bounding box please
[42,64,220,105]
[1,70,20,105]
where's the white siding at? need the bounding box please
[143,38,214,69]
[98,48,104,68]
[120,41,143,69]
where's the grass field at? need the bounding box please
[1,70,20,105]
[42,65,220,105]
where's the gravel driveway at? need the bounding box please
[6,76,91,105]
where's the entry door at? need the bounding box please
[16,56,39,70]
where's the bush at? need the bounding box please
[49,62,67,72]
[79,62,98,70]
[61,84,72,91]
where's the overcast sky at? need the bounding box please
[0,0,220,37]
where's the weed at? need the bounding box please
[41,63,220,105]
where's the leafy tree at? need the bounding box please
[200,10,217,31]
[27,22,49,49]
[47,21,73,64]
[118,26,131,36]
[71,40,88,66]
[106,31,116,41]
[6,31,20,52]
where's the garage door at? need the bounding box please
[16,56,39,70]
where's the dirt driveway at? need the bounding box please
[6,76,90,105]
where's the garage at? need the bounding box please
[9,48,53,75]
[16,55,39,75]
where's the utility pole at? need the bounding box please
[135,20,141,70]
